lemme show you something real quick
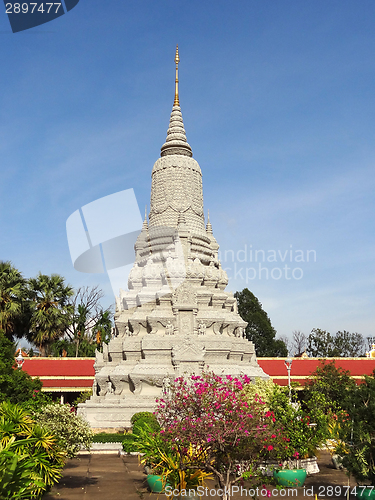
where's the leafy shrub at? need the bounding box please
[0,437,46,499]
[132,415,160,435]
[241,377,276,409]
[0,401,65,499]
[92,433,124,443]
[122,434,138,453]
[338,370,375,485]
[268,385,331,459]
[73,390,93,406]
[0,332,42,405]
[21,389,53,414]
[34,403,93,458]
[122,412,160,453]
[130,411,155,425]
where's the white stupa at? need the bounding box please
[79,47,268,429]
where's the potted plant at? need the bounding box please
[122,420,170,492]
[273,466,307,487]
[159,444,213,499]
[243,379,331,480]
[325,412,349,469]
[123,420,211,496]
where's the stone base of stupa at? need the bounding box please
[78,333,268,429]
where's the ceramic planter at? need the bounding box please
[146,474,165,493]
[273,469,307,487]
[355,487,375,500]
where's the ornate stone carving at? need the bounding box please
[172,337,205,367]
[162,376,171,397]
[165,320,174,335]
[107,379,114,394]
[128,262,143,289]
[172,282,197,308]
[197,322,206,336]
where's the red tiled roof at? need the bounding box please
[23,358,95,392]
[23,358,95,377]
[21,357,375,392]
[258,358,375,386]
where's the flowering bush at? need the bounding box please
[242,379,332,462]
[34,403,93,458]
[155,372,286,500]
[241,377,276,411]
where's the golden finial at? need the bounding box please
[174,45,180,106]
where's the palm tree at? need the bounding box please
[92,310,113,350]
[0,261,30,340]
[28,273,74,356]
[74,303,88,357]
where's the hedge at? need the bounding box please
[92,433,125,443]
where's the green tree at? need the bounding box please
[334,330,365,357]
[303,359,355,412]
[0,262,31,341]
[234,288,287,356]
[92,310,113,351]
[52,286,112,357]
[28,273,74,355]
[307,328,365,357]
[0,331,42,405]
[50,337,97,357]
[339,370,375,485]
[307,328,336,357]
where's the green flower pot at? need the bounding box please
[146,474,165,493]
[273,469,307,487]
[356,487,375,500]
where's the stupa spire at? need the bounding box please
[206,209,213,234]
[160,45,193,158]
[142,206,148,230]
[174,45,180,106]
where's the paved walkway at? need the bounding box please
[45,451,358,500]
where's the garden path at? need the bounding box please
[45,451,357,500]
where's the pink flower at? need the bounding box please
[267,445,274,451]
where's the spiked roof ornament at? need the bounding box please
[206,209,213,234]
[142,206,148,230]
[174,45,180,106]
[160,45,193,158]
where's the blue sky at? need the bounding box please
[1,0,375,346]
